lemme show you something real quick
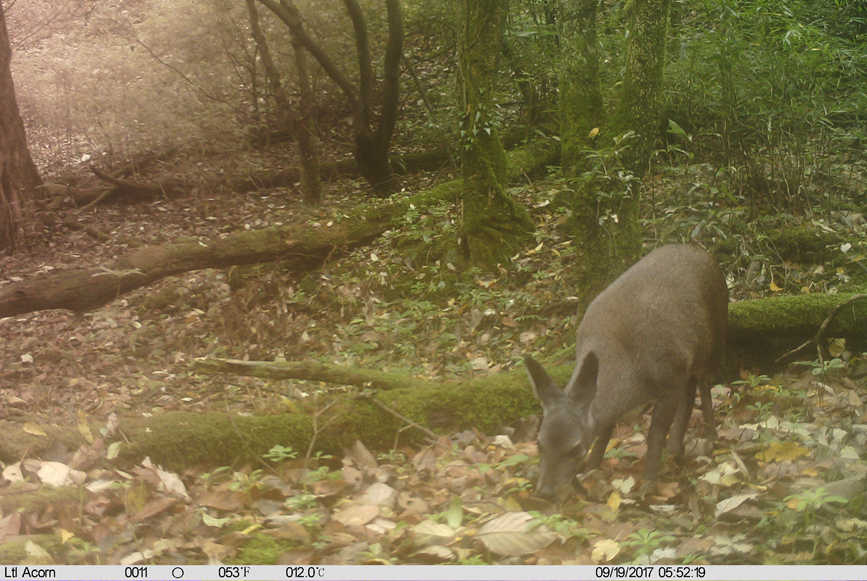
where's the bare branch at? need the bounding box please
[257,0,359,108]
[132,36,227,105]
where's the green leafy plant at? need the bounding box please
[311,451,334,463]
[430,496,465,529]
[604,445,638,461]
[501,479,533,496]
[529,512,590,543]
[311,534,333,552]
[747,400,775,419]
[228,469,265,494]
[199,465,232,485]
[263,444,299,463]
[732,373,772,388]
[377,450,407,464]
[783,487,848,528]
[285,493,318,511]
[303,465,341,484]
[296,512,323,532]
[794,358,846,377]
[360,542,394,564]
[496,453,532,469]
[623,529,676,561]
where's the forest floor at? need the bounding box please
[0,140,866,565]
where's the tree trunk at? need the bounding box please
[619,0,670,178]
[0,7,41,252]
[258,0,402,195]
[559,0,602,176]
[247,0,320,204]
[245,0,289,110]
[346,0,403,195]
[668,0,683,61]
[456,0,533,268]
[558,0,610,316]
[292,36,321,205]
[502,1,558,126]
[580,0,670,302]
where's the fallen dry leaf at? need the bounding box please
[332,503,379,527]
[358,482,397,507]
[476,511,556,556]
[591,539,620,563]
[132,496,177,522]
[411,520,456,547]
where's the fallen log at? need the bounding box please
[0,140,558,318]
[0,359,547,469]
[0,207,390,316]
[86,165,186,205]
[728,291,867,366]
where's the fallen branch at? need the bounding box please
[62,217,110,242]
[304,399,339,464]
[89,165,185,204]
[365,394,439,442]
[193,357,428,391]
[0,193,430,317]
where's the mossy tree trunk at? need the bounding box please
[0,6,41,252]
[668,0,683,62]
[245,0,290,114]
[456,0,534,268]
[619,0,670,178]
[559,0,602,177]
[558,0,612,316]
[580,0,670,300]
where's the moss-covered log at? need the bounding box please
[0,534,61,564]
[0,419,87,468]
[0,352,568,469]
[0,140,558,318]
[118,363,562,470]
[729,291,867,365]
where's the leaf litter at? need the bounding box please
[1,360,865,565]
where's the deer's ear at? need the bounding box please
[565,351,598,407]
[524,356,561,408]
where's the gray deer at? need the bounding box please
[525,244,727,499]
